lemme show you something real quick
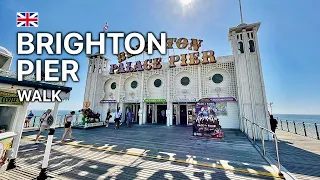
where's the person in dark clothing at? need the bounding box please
[270,115,278,133]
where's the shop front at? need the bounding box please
[144,99,167,124]
[173,98,198,126]
[122,100,140,124]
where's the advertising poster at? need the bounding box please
[0,137,13,168]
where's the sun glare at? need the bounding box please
[179,0,193,6]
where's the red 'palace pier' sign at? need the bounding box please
[109,38,216,74]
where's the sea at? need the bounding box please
[28,110,320,124]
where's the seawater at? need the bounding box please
[274,114,320,124]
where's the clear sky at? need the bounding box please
[0,0,319,115]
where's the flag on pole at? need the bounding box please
[103,22,108,32]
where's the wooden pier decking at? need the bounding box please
[265,130,320,179]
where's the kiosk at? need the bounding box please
[0,46,72,172]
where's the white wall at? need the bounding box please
[146,74,165,99]
[218,102,240,129]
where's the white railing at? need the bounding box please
[0,68,65,86]
[26,114,83,129]
[277,119,320,140]
[241,117,283,176]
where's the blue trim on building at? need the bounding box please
[0,76,72,92]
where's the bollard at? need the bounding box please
[294,121,297,134]
[303,122,307,137]
[280,120,283,130]
[315,123,319,140]
[286,120,289,132]
[261,127,265,155]
[32,116,36,127]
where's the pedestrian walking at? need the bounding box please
[114,107,122,129]
[270,115,278,133]
[127,108,133,128]
[61,111,76,142]
[35,109,52,143]
[105,109,112,127]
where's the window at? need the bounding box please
[131,81,138,89]
[181,77,190,86]
[212,74,223,84]
[249,40,255,52]
[238,42,244,54]
[154,79,162,87]
[111,82,116,89]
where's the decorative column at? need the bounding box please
[142,102,147,124]
[198,66,202,99]
[166,69,172,126]
[139,71,144,125]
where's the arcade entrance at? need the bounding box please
[123,103,140,124]
[146,103,167,124]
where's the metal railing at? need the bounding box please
[241,117,282,176]
[277,119,320,140]
[25,114,82,129]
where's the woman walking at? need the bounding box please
[61,111,76,142]
[35,109,52,143]
[105,109,112,127]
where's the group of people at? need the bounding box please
[33,109,75,143]
[105,107,134,129]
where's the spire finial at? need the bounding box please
[238,0,244,24]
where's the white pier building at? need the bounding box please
[83,22,270,131]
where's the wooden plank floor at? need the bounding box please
[263,130,320,180]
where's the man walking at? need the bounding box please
[127,108,133,128]
[114,107,122,129]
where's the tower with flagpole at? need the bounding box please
[229,0,271,138]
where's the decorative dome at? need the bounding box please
[0,46,13,57]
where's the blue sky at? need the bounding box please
[0,0,319,115]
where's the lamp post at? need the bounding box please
[268,102,273,115]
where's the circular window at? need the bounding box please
[181,77,190,86]
[131,81,138,89]
[212,74,223,84]
[111,82,116,89]
[154,79,162,87]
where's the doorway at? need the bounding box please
[125,103,140,124]
[157,105,167,124]
[146,104,154,123]
[180,105,187,125]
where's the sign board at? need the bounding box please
[174,98,198,102]
[0,91,23,105]
[100,100,117,103]
[144,99,166,103]
[0,137,13,168]
[110,38,217,74]
[84,101,90,108]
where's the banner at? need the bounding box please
[0,137,13,168]
[0,91,23,105]
[193,101,223,138]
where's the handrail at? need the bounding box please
[27,114,83,128]
[277,119,320,140]
[241,117,282,176]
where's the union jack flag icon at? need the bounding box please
[17,12,38,27]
